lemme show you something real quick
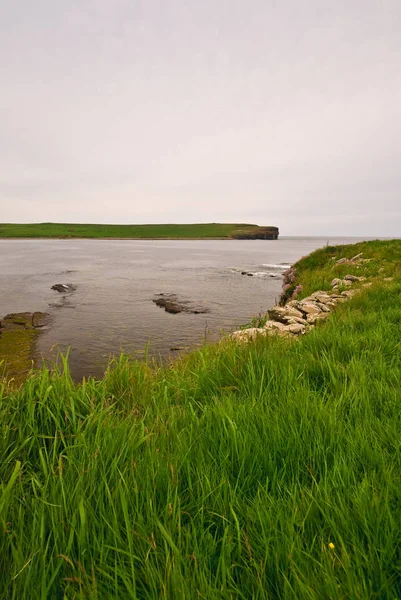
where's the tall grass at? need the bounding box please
[1,241,401,598]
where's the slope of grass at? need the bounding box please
[1,240,401,599]
[283,239,401,301]
[281,240,401,303]
[0,223,278,239]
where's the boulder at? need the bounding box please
[268,306,304,323]
[51,283,76,293]
[283,316,309,325]
[344,274,363,282]
[331,278,342,287]
[312,293,333,303]
[298,302,322,316]
[306,312,330,325]
[153,294,209,314]
[231,327,266,342]
[316,303,330,313]
[264,320,287,331]
[287,323,306,335]
[32,312,51,328]
[1,312,51,330]
[334,253,363,266]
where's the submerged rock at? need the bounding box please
[153,294,209,315]
[51,283,76,293]
[1,312,51,330]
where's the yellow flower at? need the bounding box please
[328,542,335,550]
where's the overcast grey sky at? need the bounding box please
[1,1,400,235]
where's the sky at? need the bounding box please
[1,0,400,236]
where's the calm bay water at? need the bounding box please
[0,237,375,379]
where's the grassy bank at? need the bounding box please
[1,240,400,599]
[0,223,278,240]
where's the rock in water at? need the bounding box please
[153,294,209,315]
[51,283,76,293]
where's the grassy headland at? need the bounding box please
[1,240,401,599]
[0,222,279,240]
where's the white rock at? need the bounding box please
[344,274,363,282]
[314,294,334,305]
[298,302,322,315]
[307,312,330,324]
[268,306,304,322]
[264,320,287,331]
[283,316,309,325]
[287,323,306,335]
[231,327,267,342]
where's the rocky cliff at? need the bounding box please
[231,226,279,240]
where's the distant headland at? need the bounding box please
[0,223,279,240]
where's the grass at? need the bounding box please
[282,239,401,301]
[0,223,278,240]
[1,240,401,598]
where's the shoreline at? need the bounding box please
[2,238,398,385]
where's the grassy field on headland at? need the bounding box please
[1,240,401,599]
[0,222,278,239]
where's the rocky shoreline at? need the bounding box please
[230,256,377,342]
[0,283,73,384]
[2,249,387,382]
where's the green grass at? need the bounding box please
[280,239,401,304]
[0,223,278,239]
[1,240,401,599]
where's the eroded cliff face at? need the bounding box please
[232,227,279,240]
